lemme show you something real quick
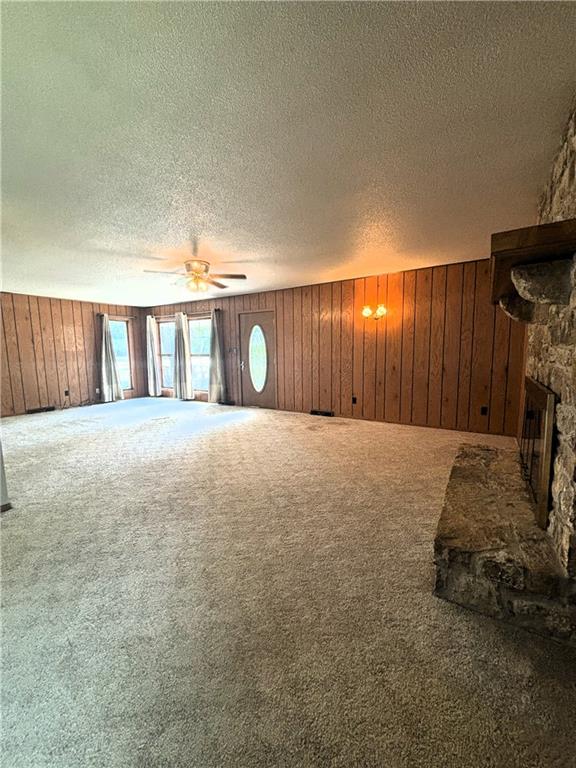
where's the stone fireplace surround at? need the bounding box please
[434,249,576,645]
[434,247,576,645]
[512,254,576,576]
[435,105,575,643]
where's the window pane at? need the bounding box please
[189,318,211,355]
[249,324,267,392]
[161,355,173,388]
[109,320,132,390]
[159,322,175,354]
[191,356,210,391]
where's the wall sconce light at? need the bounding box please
[362,304,387,319]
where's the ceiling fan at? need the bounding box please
[144,236,247,292]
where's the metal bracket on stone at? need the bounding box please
[511,258,574,306]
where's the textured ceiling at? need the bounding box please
[2,2,576,306]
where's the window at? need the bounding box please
[248,324,267,392]
[189,317,211,392]
[159,321,175,388]
[109,319,132,390]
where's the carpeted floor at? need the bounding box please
[2,399,575,768]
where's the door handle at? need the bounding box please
[240,360,245,371]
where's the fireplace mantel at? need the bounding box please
[490,218,576,314]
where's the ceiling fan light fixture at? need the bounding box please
[187,276,208,293]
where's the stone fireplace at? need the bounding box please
[434,105,576,644]
[525,106,576,575]
[514,254,576,575]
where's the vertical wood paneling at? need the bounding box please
[2,293,25,414]
[319,283,332,413]
[428,266,447,428]
[60,300,81,407]
[302,286,312,413]
[1,294,146,416]
[311,285,320,412]
[1,261,525,435]
[331,282,341,416]
[283,290,295,411]
[352,278,365,419]
[384,272,402,423]
[411,268,432,426]
[275,291,285,411]
[340,280,354,418]
[28,296,48,407]
[468,260,495,434]
[362,275,378,420]
[81,302,96,401]
[506,319,526,437]
[441,264,463,430]
[456,262,477,431]
[1,305,14,416]
[50,298,69,407]
[489,308,511,435]
[375,275,388,422]
[400,271,416,424]
[293,288,303,413]
[72,301,89,404]
[38,297,61,409]
[12,294,40,411]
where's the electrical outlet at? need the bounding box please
[480,406,488,416]
[64,389,69,396]
[95,387,100,394]
[352,395,357,404]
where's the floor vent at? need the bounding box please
[310,409,334,417]
[26,406,56,415]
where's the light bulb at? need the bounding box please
[375,305,387,318]
[362,306,373,318]
[187,279,199,292]
[198,280,208,291]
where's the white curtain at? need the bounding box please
[146,315,162,396]
[100,313,124,402]
[209,308,228,404]
[174,312,194,400]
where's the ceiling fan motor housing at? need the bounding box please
[185,260,210,276]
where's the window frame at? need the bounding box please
[188,314,211,394]
[157,318,176,391]
[108,317,133,391]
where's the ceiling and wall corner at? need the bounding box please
[2,2,576,306]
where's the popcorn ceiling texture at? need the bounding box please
[526,102,576,575]
[2,2,576,305]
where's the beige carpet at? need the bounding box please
[2,399,575,768]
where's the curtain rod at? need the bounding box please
[152,311,213,320]
[97,312,137,320]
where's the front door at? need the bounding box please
[239,311,277,409]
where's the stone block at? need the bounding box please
[434,444,576,645]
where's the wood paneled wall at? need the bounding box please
[150,259,526,437]
[1,293,146,416]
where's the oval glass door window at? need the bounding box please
[249,324,267,392]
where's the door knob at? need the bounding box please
[240,360,245,371]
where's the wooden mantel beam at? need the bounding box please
[490,218,576,304]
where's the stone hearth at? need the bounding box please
[434,445,576,644]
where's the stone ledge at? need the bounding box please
[434,445,576,645]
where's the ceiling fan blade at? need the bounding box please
[205,277,227,289]
[90,247,164,261]
[144,269,185,275]
[210,273,247,279]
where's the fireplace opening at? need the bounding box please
[519,377,556,529]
